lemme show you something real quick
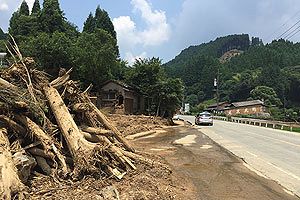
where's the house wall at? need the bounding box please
[225,105,265,116]
[100,82,144,114]
[101,82,126,97]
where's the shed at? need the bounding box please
[98,80,145,114]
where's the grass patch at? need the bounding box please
[292,127,300,133]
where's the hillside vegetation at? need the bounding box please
[164,34,300,121]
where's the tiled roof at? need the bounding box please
[101,80,135,90]
[207,101,229,108]
[231,100,264,108]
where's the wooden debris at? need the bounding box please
[16,115,69,175]
[44,85,106,176]
[0,128,25,199]
[0,41,141,195]
[85,97,135,152]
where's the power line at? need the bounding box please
[276,18,300,39]
[283,24,300,39]
[286,27,300,40]
[267,9,300,41]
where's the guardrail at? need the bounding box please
[213,116,300,132]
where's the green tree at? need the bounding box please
[9,12,20,36]
[31,0,41,15]
[186,94,198,106]
[83,6,119,55]
[126,57,164,95]
[40,0,64,33]
[157,78,184,117]
[94,6,116,39]
[222,69,260,101]
[72,29,118,89]
[259,64,285,96]
[20,31,73,75]
[126,58,184,117]
[19,1,30,16]
[83,13,95,33]
[250,86,282,107]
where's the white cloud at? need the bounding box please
[25,0,35,11]
[131,0,170,45]
[125,51,147,65]
[113,0,171,63]
[113,16,140,49]
[0,2,8,11]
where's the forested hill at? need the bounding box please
[164,34,251,70]
[164,34,300,121]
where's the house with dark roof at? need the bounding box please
[98,80,145,114]
[224,100,266,116]
[206,101,230,112]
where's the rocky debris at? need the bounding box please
[219,49,243,63]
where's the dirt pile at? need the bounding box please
[107,114,170,136]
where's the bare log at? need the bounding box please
[0,115,26,135]
[121,149,169,169]
[72,103,90,112]
[79,126,113,136]
[83,95,134,152]
[81,131,101,143]
[96,136,136,170]
[78,131,136,170]
[43,85,97,173]
[50,68,72,89]
[16,115,69,175]
[0,77,18,89]
[27,148,54,159]
[0,128,25,199]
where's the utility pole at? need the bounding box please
[214,67,220,115]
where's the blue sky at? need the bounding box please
[1,0,300,64]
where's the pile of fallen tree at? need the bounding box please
[0,39,139,199]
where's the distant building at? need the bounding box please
[224,100,266,116]
[98,80,145,114]
[206,101,230,112]
[207,100,267,116]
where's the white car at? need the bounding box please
[195,112,213,125]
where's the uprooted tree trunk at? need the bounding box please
[43,85,98,174]
[0,128,25,200]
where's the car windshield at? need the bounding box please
[200,114,211,117]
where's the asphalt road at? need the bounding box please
[179,115,300,197]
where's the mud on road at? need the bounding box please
[133,123,299,200]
